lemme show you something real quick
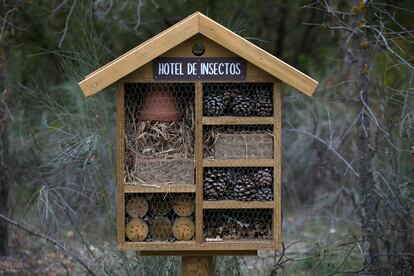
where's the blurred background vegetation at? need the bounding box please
[0,0,413,275]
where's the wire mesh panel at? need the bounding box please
[203,167,273,201]
[120,79,278,250]
[203,125,274,160]
[125,193,195,242]
[203,83,273,117]
[124,83,195,185]
[204,209,273,241]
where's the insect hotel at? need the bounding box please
[79,12,317,256]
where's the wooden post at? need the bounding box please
[182,256,213,276]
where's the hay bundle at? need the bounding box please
[124,86,195,184]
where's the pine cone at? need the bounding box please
[203,168,227,200]
[234,175,257,201]
[223,89,237,106]
[222,170,238,200]
[231,94,253,116]
[255,100,273,116]
[256,187,273,201]
[203,95,225,116]
[254,90,273,116]
[251,168,272,188]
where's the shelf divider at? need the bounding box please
[203,159,274,167]
[124,184,195,193]
[202,116,274,125]
[203,200,275,209]
[195,81,204,244]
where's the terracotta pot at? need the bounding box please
[139,85,179,121]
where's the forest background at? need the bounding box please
[0,0,413,275]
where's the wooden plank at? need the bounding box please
[203,159,274,167]
[182,256,213,276]
[203,200,274,209]
[119,239,276,251]
[124,184,195,193]
[195,81,203,243]
[81,12,317,97]
[140,250,257,256]
[123,34,276,83]
[202,116,274,125]
[198,13,318,96]
[273,81,282,248]
[79,13,199,96]
[116,82,125,247]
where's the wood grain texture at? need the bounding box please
[182,256,213,276]
[203,200,274,209]
[202,116,274,125]
[124,184,195,193]
[195,81,204,243]
[203,159,274,167]
[123,34,275,83]
[139,250,257,256]
[120,240,276,251]
[273,81,282,248]
[116,82,125,247]
[197,13,318,96]
[79,13,199,96]
[80,12,318,97]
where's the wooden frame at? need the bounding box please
[115,80,282,252]
[79,12,318,97]
[112,34,284,252]
[82,11,318,255]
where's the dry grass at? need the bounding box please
[124,87,195,183]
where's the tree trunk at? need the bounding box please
[0,42,9,256]
[352,1,380,274]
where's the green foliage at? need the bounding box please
[2,0,414,274]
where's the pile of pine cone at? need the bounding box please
[203,89,273,117]
[203,168,273,201]
[205,217,272,240]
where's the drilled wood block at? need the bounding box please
[173,217,195,241]
[150,216,172,241]
[214,133,273,159]
[126,218,149,241]
[126,196,149,218]
[173,195,195,217]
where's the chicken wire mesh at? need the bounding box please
[203,125,274,159]
[122,81,276,245]
[203,167,273,201]
[125,193,195,242]
[203,83,273,117]
[124,83,195,185]
[204,209,273,241]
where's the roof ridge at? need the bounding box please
[79,12,318,97]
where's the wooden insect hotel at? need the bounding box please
[79,12,318,256]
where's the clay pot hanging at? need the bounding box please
[139,85,179,121]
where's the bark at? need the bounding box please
[0,42,9,256]
[352,1,380,274]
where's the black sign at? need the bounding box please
[153,57,246,81]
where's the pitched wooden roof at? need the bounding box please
[79,12,318,97]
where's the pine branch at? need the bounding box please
[0,213,97,276]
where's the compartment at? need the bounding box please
[203,209,273,241]
[203,125,274,159]
[203,167,273,201]
[125,193,195,242]
[202,82,273,117]
[124,83,195,184]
